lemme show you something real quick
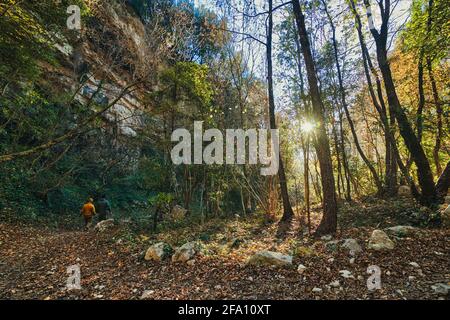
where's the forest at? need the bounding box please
[0,0,449,301]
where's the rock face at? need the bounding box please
[341,239,362,255]
[94,219,115,232]
[172,242,201,263]
[384,225,416,238]
[398,185,411,197]
[368,230,395,250]
[247,251,293,267]
[170,205,187,221]
[144,242,173,262]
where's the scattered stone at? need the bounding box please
[431,283,450,295]
[349,258,355,264]
[339,270,354,279]
[408,276,416,281]
[94,219,115,232]
[172,242,201,263]
[321,235,332,241]
[297,264,307,274]
[144,242,173,262]
[312,287,322,293]
[409,262,420,268]
[186,259,195,266]
[327,257,334,263]
[341,238,362,255]
[247,251,293,267]
[384,225,416,238]
[140,290,155,299]
[367,230,395,250]
[330,280,340,288]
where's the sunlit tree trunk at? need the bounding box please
[292,0,337,234]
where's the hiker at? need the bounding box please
[80,198,96,229]
[96,194,112,222]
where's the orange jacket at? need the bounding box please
[81,202,96,218]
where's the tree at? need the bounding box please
[363,0,437,205]
[292,0,338,234]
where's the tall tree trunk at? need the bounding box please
[427,58,443,176]
[292,0,337,234]
[323,0,383,195]
[267,0,295,222]
[417,50,425,143]
[363,0,436,205]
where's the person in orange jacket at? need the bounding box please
[80,198,96,229]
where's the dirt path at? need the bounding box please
[0,220,448,300]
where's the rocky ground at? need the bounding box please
[0,198,449,300]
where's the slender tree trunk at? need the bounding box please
[436,161,450,201]
[417,50,425,143]
[339,112,352,201]
[363,0,436,205]
[293,0,337,234]
[323,1,383,195]
[427,58,443,176]
[267,0,295,222]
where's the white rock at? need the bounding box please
[409,262,420,268]
[431,283,450,295]
[312,287,322,293]
[339,270,354,279]
[349,258,355,264]
[384,225,416,238]
[368,230,395,251]
[327,257,335,263]
[341,238,362,255]
[297,264,307,274]
[94,219,115,232]
[247,251,293,267]
[321,235,332,241]
[186,259,195,266]
[172,242,201,263]
[330,280,340,288]
[140,290,155,299]
[408,276,416,281]
[144,242,173,262]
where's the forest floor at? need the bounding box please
[0,197,449,300]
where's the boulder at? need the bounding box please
[247,251,293,267]
[94,219,115,232]
[384,225,417,238]
[170,205,187,221]
[367,230,395,251]
[144,242,173,262]
[341,239,362,255]
[398,185,411,197]
[172,242,201,263]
